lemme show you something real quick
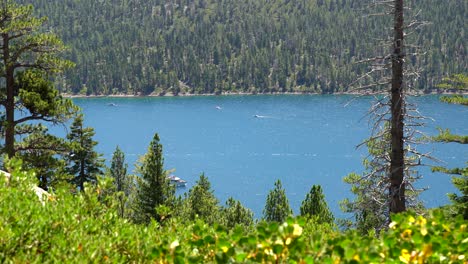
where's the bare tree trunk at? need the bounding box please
[389,0,406,214]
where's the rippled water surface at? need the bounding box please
[52,95,467,217]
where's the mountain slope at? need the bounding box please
[23,0,466,95]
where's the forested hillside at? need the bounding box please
[22,0,465,95]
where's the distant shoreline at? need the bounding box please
[61,90,465,99]
[62,91,317,98]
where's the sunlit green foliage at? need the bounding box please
[1,160,466,263]
[437,74,468,90]
[440,95,468,105]
[16,70,75,120]
[438,74,468,105]
[432,128,468,144]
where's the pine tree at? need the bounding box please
[221,197,254,229]
[263,180,292,222]
[0,2,77,158]
[66,114,104,191]
[181,173,220,225]
[300,185,334,224]
[109,146,128,218]
[16,124,70,191]
[134,133,175,224]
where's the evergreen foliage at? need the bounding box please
[15,124,70,191]
[341,172,388,235]
[447,171,468,220]
[440,95,468,106]
[109,146,128,218]
[0,1,77,159]
[437,74,468,90]
[66,114,104,191]
[300,185,334,224]
[432,76,467,219]
[438,74,468,105]
[16,0,466,95]
[221,197,254,229]
[134,133,175,224]
[432,128,468,144]
[263,179,292,223]
[179,173,220,225]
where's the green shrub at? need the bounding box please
[1,161,466,263]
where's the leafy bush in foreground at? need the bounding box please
[0,161,466,263]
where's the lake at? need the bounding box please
[52,95,467,218]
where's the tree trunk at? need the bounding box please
[2,32,15,158]
[79,158,85,191]
[389,0,406,214]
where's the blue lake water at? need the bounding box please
[51,95,467,218]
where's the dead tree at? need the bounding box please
[389,0,406,214]
[344,0,431,232]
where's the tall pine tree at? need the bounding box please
[66,114,104,191]
[109,146,128,218]
[134,133,175,224]
[0,2,77,159]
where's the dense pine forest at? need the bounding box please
[21,0,466,95]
